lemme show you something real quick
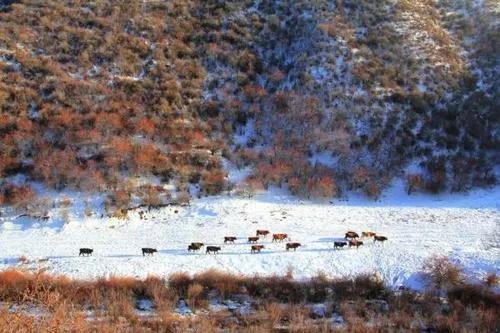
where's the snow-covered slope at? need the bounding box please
[1,182,498,290]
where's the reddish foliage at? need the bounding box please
[136,117,157,137]
[200,170,227,195]
[288,176,302,196]
[311,176,338,198]
[0,183,35,207]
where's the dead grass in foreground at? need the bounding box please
[0,259,498,332]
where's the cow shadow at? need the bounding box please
[159,249,193,256]
[316,237,346,243]
[209,246,344,255]
[1,257,21,265]
[208,250,282,256]
[106,254,142,258]
[47,254,143,259]
[187,238,280,247]
[45,255,77,259]
[156,246,346,256]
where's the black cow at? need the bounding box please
[142,248,158,256]
[286,242,301,251]
[224,236,237,244]
[79,248,93,256]
[374,236,388,244]
[206,246,221,254]
[248,236,259,243]
[334,241,347,250]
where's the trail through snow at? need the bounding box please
[0,181,498,290]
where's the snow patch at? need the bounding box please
[1,183,498,290]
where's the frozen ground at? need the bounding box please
[0,180,498,290]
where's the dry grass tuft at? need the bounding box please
[187,283,204,309]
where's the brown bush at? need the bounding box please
[187,283,204,309]
[168,271,192,297]
[484,272,499,288]
[423,255,463,291]
[0,268,498,331]
[406,173,424,194]
[287,176,302,196]
[200,170,227,195]
[308,176,338,198]
[192,270,242,299]
[0,183,35,208]
[106,188,131,213]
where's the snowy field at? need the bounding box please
[0,181,499,290]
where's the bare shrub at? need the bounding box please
[192,270,241,299]
[0,183,36,208]
[423,255,463,291]
[174,191,191,205]
[168,272,192,297]
[484,272,499,288]
[406,173,424,194]
[200,170,228,195]
[60,197,72,208]
[84,201,93,217]
[140,275,175,311]
[234,182,255,198]
[18,256,29,264]
[60,209,71,224]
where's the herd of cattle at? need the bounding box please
[78,230,388,257]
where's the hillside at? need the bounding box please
[0,0,499,211]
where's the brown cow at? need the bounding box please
[362,231,376,238]
[345,231,359,240]
[256,230,270,237]
[286,242,301,251]
[348,240,363,249]
[251,245,265,253]
[374,236,388,243]
[206,246,221,254]
[334,241,348,250]
[248,236,259,243]
[272,233,288,242]
[224,236,237,244]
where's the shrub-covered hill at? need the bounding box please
[0,0,231,210]
[0,0,498,210]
